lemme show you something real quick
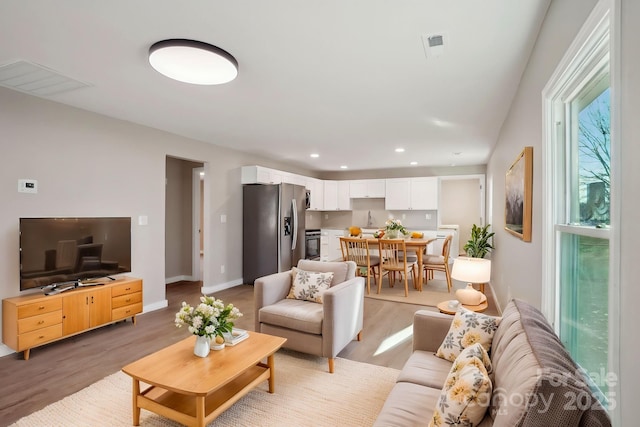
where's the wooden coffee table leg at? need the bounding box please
[132,378,141,426]
[196,395,206,427]
[267,353,275,393]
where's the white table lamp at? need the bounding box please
[451,257,491,305]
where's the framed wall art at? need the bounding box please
[505,146,533,242]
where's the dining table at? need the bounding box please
[365,237,436,292]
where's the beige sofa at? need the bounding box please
[374,299,611,426]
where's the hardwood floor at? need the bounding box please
[0,281,434,426]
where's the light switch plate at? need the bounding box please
[138,215,148,226]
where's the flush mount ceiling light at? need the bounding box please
[149,39,238,85]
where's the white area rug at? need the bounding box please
[10,349,399,427]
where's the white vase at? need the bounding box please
[194,335,210,357]
[386,229,400,239]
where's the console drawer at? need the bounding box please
[112,291,142,309]
[18,324,63,350]
[112,302,142,321]
[111,280,142,298]
[18,310,62,334]
[17,299,63,319]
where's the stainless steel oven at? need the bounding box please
[305,229,321,260]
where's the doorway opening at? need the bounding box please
[165,156,207,284]
[438,175,485,256]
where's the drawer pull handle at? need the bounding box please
[125,310,130,313]
[125,287,131,291]
[38,306,45,310]
[126,298,131,302]
[38,320,45,325]
[38,335,45,339]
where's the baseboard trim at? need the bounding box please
[143,299,168,313]
[165,275,194,284]
[0,343,14,358]
[201,278,245,295]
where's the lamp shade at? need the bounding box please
[149,39,238,85]
[451,257,491,284]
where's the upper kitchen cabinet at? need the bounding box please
[385,177,438,210]
[241,166,283,184]
[349,179,386,198]
[306,178,324,211]
[323,180,352,211]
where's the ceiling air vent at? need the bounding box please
[0,60,90,96]
[422,33,447,59]
[428,35,444,47]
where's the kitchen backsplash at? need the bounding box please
[305,198,438,230]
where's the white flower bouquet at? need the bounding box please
[385,218,407,235]
[175,295,242,339]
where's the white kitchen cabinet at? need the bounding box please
[337,181,352,210]
[385,177,438,210]
[349,179,385,198]
[241,166,282,184]
[306,178,324,211]
[409,177,439,210]
[323,180,351,211]
[320,229,345,261]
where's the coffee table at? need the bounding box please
[122,331,286,427]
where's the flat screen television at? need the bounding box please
[19,217,132,292]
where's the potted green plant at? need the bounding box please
[463,224,495,258]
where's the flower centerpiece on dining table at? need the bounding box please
[175,295,243,357]
[385,218,407,239]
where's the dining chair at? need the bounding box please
[339,236,379,294]
[377,239,418,297]
[423,235,453,292]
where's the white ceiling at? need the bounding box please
[0,1,550,172]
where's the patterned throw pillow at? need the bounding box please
[429,347,493,427]
[455,342,493,375]
[436,307,501,362]
[286,268,334,303]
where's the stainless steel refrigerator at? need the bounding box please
[243,183,306,285]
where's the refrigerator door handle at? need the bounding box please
[291,199,298,250]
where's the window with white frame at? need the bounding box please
[543,2,612,408]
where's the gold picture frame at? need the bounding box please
[505,146,533,242]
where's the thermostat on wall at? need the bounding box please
[18,179,38,194]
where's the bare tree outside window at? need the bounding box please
[579,88,610,225]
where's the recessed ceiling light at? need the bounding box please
[340,165,348,169]
[410,161,418,166]
[395,148,405,153]
[310,153,319,158]
[453,152,462,156]
[149,39,238,85]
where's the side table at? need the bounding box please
[437,300,488,315]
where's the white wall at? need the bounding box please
[0,86,312,355]
[486,0,599,307]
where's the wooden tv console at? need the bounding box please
[2,276,142,360]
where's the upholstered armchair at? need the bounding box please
[254,259,365,373]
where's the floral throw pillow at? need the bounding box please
[435,307,501,362]
[455,342,493,375]
[429,347,493,427]
[286,268,333,303]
